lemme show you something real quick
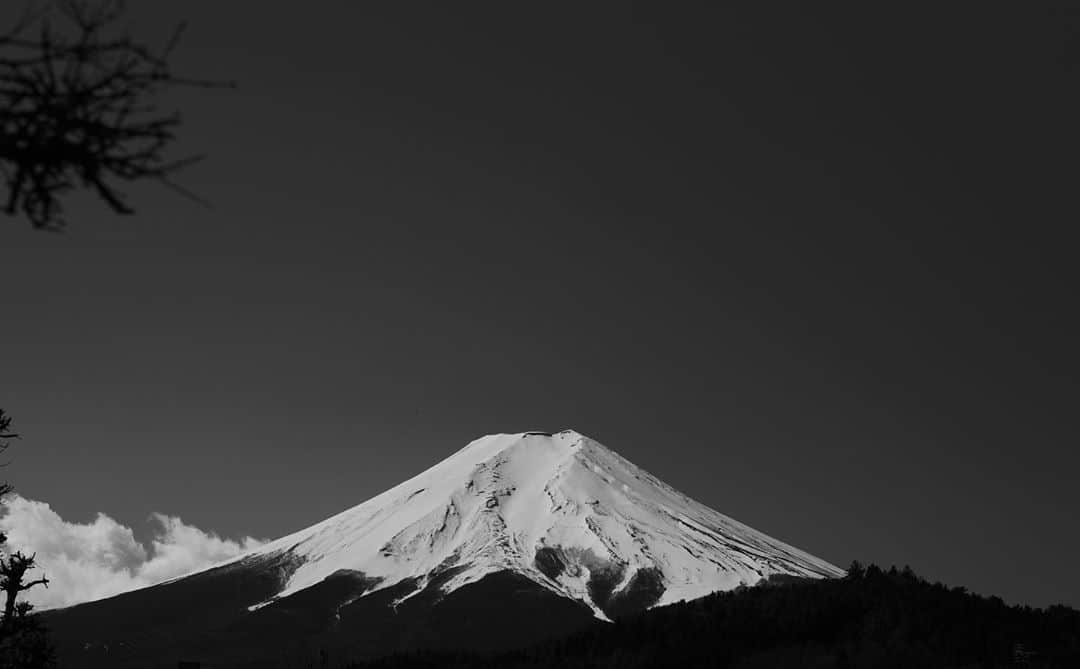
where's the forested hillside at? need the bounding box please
[345,564,1080,669]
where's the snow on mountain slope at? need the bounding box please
[235,430,842,619]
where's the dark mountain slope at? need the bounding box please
[44,554,595,668]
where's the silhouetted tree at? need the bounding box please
[0,552,48,623]
[0,0,232,229]
[0,409,54,668]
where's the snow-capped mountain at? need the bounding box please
[241,429,840,618]
[46,430,843,667]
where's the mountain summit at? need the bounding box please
[246,429,841,618]
[47,430,843,666]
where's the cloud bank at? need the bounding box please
[0,496,265,609]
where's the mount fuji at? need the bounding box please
[46,430,843,667]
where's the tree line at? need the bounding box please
[341,563,1080,669]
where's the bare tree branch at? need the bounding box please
[0,0,233,229]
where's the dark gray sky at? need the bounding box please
[2,3,1077,607]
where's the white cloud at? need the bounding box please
[0,496,264,610]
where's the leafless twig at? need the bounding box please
[0,0,233,229]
